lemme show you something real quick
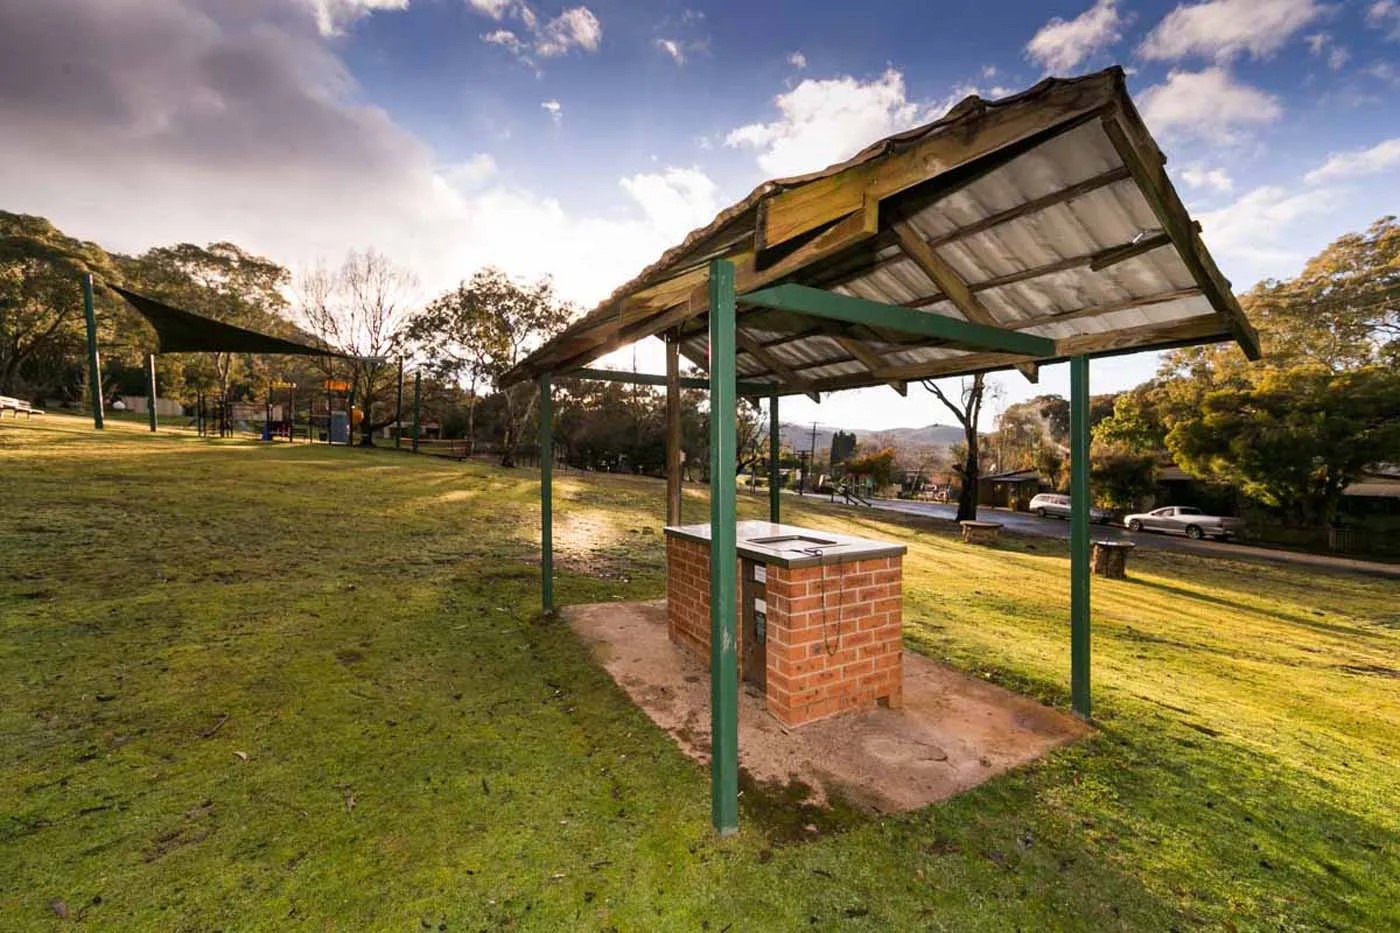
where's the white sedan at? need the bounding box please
[1124,506,1246,541]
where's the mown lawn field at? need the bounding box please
[2,415,1397,931]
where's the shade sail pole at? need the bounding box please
[540,372,554,614]
[146,354,158,432]
[769,397,780,523]
[1069,355,1092,718]
[666,337,682,526]
[394,359,405,450]
[82,273,103,430]
[709,259,739,836]
[411,371,421,453]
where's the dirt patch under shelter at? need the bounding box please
[567,599,1090,814]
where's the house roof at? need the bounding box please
[984,468,1042,483]
[504,67,1258,395]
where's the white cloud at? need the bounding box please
[1025,0,1123,72]
[0,0,701,316]
[982,64,998,78]
[482,28,525,54]
[1181,163,1235,193]
[541,99,562,123]
[1369,1,1400,39]
[656,38,686,65]
[1304,31,1350,69]
[475,3,601,68]
[618,168,722,242]
[535,7,602,56]
[788,50,807,69]
[1304,138,1400,183]
[443,153,498,190]
[467,0,514,19]
[1197,184,1339,272]
[1139,0,1327,61]
[303,0,409,36]
[725,69,931,177]
[1138,67,1282,142]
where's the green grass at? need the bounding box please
[2,415,1397,930]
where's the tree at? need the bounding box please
[923,374,996,522]
[1091,443,1157,511]
[410,268,571,467]
[0,212,124,397]
[1166,364,1400,525]
[406,270,517,455]
[845,448,898,487]
[297,249,417,446]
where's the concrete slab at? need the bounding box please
[567,599,1091,814]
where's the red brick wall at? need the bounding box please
[664,536,743,664]
[764,556,903,726]
[666,537,903,728]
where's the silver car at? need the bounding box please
[1124,506,1246,541]
[1028,493,1111,524]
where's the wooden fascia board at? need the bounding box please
[740,284,1056,357]
[757,73,1120,249]
[1100,108,1261,360]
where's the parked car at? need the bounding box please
[1028,493,1111,524]
[1123,506,1246,540]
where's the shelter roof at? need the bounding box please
[505,67,1258,395]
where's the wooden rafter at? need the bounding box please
[832,335,907,395]
[892,220,1039,383]
[735,329,820,402]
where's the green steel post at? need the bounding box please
[394,359,405,449]
[540,372,554,614]
[82,273,104,430]
[708,259,739,836]
[768,397,780,523]
[146,353,158,432]
[411,370,421,454]
[1069,355,1092,718]
[347,385,356,447]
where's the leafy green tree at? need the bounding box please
[0,212,125,397]
[1167,364,1400,525]
[845,448,898,487]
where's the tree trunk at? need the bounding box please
[956,438,980,523]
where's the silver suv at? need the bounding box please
[1028,493,1111,524]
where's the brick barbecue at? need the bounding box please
[664,521,907,727]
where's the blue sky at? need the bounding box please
[2,0,1398,428]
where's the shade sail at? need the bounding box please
[112,285,350,357]
[504,67,1259,395]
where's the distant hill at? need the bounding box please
[778,422,963,454]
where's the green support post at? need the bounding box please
[146,353,158,432]
[1069,355,1092,718]
[540,372,554,614]
[82,273,103,430]
[708,258,739,836]
[394,359,405,449]
[411,370,421,454]
[347,385,356,447]
[768,397,780,524]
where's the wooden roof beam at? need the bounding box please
[735,328,821,402]
[832,335,907,395]
[892,220,1039,383]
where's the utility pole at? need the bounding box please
[808,421,819,492]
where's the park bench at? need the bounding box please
[0,396,45,418]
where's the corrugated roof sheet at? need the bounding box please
[505,66,1258,393]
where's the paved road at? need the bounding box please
[799,494,1400,578]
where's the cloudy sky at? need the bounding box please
[2,0,1398,429]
